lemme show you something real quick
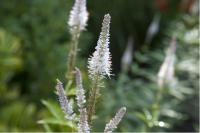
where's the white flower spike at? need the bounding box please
[158,37,177,87]
[68,0,88,32]
[121,36,134,72]
[88,14,112,79]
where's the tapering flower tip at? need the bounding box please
[88,14,112,79]
[158,37,177,87]
[121,36,134,72]
[75,68,86,108]
[68,0,88,32]
[56,79,74,116]
[104,107,126,133]
[145,13,161,44]
[78,108,90,133]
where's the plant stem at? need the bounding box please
[87,76,100,124]
[66,29,80,81]
[151,86,164,127]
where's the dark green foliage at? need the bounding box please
[0,0,74,131]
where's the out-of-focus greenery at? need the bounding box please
[0,29,38,131]
[97,3,199,132]
[0,0,199,132]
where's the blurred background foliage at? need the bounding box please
[0,0,199,132]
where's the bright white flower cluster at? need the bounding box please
[104,107,126,133]
[68,0,88,32]
[88,14,112,79]
[158,37,177,87]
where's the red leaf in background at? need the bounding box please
[155,0,169,12]
[179,0,195,12]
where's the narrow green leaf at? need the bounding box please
[41,100,64,120]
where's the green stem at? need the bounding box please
[150,86,164,128]
[66,29,80,81]
[71,121,75,132]
[87,76,100,125]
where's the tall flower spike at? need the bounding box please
[68,0,88,33]
[88,14,112,79]
[158,37,177,87]
[56,79,74,117]
[77,108,90,133]
[121,36,134,72]
[145,13,161,44]
[104,107,126,133]
[75,68,86,108]
[75,68,90,133]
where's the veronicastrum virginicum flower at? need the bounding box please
[56,79,73,115]
[145,13,161,44]
[158,37,177,87]
[56,79,76,120]
[75,68,90,133]
[77,108,90,133]
[68,0,89,33]
[121,36,134,72]
[66,0,89,80]
[75,68,86,108]
[87,14,112,124]
[104,107,126,133]
[88,14,112,79]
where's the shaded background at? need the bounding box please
[0,0,199,132]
